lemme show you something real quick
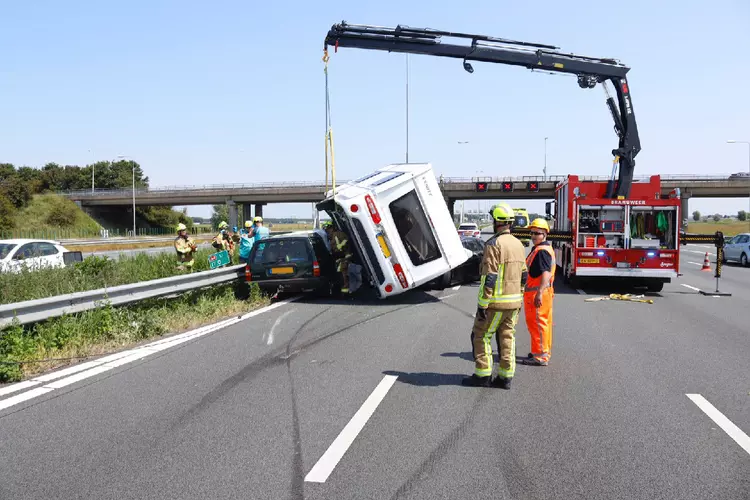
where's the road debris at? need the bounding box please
[584,293,654,304]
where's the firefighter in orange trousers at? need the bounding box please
[520,218,555,366]
[462,203,526,390]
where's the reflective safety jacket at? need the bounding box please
[524,242,556,293]
[331,230,352,259]
[478,229,526,310]
[174,235,197,264]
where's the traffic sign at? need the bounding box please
[527,181,540,192]
[475,182,489,192]
[209,250,231,269]
[502,181,514,193]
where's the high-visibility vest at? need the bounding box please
[524,243,556,293]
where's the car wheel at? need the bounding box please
[741,252,748,267]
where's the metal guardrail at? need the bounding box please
[0,265,246,328]
[58,174,742,198]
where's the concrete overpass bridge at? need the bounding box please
[63,174,749,228]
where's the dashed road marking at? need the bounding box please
[687,394,750,456]
[681,284,701,292]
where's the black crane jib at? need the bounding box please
[324,22,642,199]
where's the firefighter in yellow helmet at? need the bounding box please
[520,218,556,366]
[174,223,197,271]
[463,202,526,389]
[324,221,352,293]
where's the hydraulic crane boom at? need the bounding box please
[324,22,641,199]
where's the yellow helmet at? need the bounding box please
[244,220,253,228]
[489,202,515,223]
[176,223,187,232]
[528,218,550,232]
[253,216,263,223]
[218,221,228,229]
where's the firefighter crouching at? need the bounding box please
[324,222,352,294]
[463,203,526,389]
[520,218,555,366]
[174,223,198,271]
[212,221,236,261]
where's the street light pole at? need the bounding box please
[726,140,750,216]
[544,137,548,181]
[89,149,95,194]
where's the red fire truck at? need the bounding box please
[546,175,681,292]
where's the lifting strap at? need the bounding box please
[323,49,336,197]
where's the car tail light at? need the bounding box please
[350,204,359,213]
[393,263,409,289]
[245,264,252,282]
[365,195,381,224]
[384,284,394,293]
[313,261,320,277]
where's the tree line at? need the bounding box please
[0,161,191,231]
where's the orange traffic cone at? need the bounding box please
[701,252,711,272]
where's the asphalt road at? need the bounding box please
[1,239,748,499]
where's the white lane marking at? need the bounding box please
[685,250,715,256]
[438,293,457,301]
[687,394,750,456]
[0,297,299,412]
[681,284,701,291]
[576,289,587,295]
[43,365,114,389]
[264,309,294,345]
[0,380,39,398]
[452,285,461,290]
[687,261,702,266]
[0,387,54,412]
[305,375,399,483]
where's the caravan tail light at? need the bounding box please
[245,264,252,282]
[384,284,394,293]
[365,195,381,224]
[393,263,409,289]
[350,204,359,213]
[313,261,320,277]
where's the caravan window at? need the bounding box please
[389,190,441,266]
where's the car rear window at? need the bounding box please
[251,238,312,265]
[389,190,442,266]
[458,224,477,230]
[0,243,17,260]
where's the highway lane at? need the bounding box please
[1,265,748,499]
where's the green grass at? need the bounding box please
[0,248,233,305]
[5,194,101,239]
[0,283,268,382]
[688,220,749,236]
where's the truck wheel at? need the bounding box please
[647,281,664,293]
[438,270,452,289]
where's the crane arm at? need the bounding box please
[324,22,641,198]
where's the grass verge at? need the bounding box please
[66,237,213,253]
[0,247,236,305]
[688,221,750,236]
[0,282,268,383]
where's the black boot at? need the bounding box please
[492,376,512,390]
[461,374,492,387]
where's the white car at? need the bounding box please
[457,223,481,238]
[0,239,76,274]
[723,232,750,267]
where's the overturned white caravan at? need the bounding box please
[316,163,471,298]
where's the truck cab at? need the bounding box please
[316,163,471,298]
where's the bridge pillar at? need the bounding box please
[680,195,690,229]
[227,200,238,229]
[254,203,265,218]
[241,204,253,225]
[444,198,455,220]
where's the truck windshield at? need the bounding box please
[514,215,528,227]
[389,190,441,266]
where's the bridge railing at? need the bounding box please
[58,174,741,198]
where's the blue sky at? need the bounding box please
[2,1,749,219]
